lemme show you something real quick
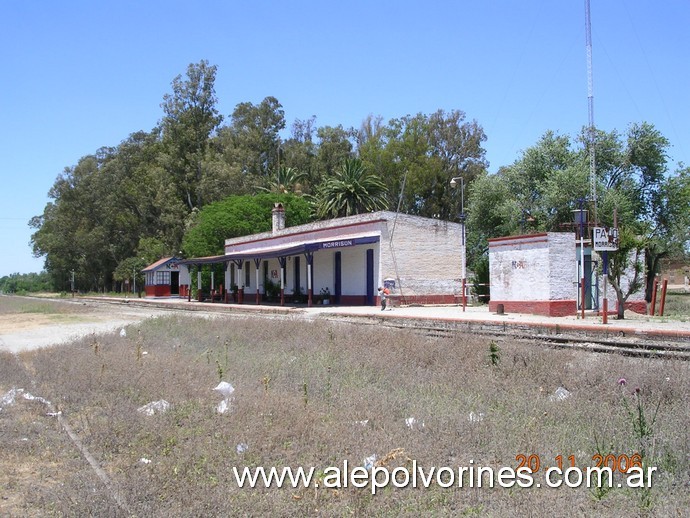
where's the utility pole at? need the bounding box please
[450,176,466,312]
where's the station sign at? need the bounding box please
[592,227,619,251]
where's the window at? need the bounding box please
[155,271,170,285]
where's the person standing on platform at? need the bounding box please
[378,286,390,311]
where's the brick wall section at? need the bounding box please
[488,232,648,316]
[489,233,576,303]
[380,214,463,302]
[489,299,576,317]
[549,233,578,299]
[489,233,578,316]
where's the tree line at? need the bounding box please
[28,60,689,304]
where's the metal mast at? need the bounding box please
[585,0,597,222]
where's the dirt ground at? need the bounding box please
[0,301,180,354]
[0,299,177,515]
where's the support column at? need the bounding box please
[187,265,194,302]
[197,267,202,302]
[278,256,286,306]
[659,278,668,317]
[224,262,230,303]
[305,251,313,307]
[211,270,215,302]
[235,260,244,304]
[649,277,658,316]
[254,258,261,304]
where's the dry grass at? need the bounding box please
[0,295,88,316]
[661,290,690,321]
[1,311,689,517]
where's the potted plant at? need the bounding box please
[264,279,279,302]
[320,287,331,305]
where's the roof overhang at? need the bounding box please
[179,233,380,266]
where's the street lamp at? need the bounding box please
[450,176,467,312]
[572,199,588,319]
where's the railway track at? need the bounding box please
[311,314,690,361]
[79,297,690,361]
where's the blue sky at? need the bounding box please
[1,1,688,277]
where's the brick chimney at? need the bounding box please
[272,203,285,234]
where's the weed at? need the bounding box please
[302,381,309,407]
[618,380,662,513]
[620,382,660,461]
[589,431,614,501]
[488,340,500,366]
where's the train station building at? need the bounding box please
[171,204,465,307]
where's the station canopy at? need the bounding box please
[178,232,380,266]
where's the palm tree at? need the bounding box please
[314,158,389,219]
[261,166,308,195]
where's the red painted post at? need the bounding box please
[280,288,284,306]
[659,279,668,316]
[602,298,608,324]
[649,278,658,316]
[256,288,260,305]
[462,278,466,312]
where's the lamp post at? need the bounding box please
[450,176,466,312]
[572,199,588,319]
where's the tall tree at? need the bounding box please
[219,96,286,187]
[316,125,354,179]
[29,129,178,292]
[279,116,319,191]
[357,110,488,220]
[160,60,223,210]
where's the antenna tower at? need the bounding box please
[585,0,597,222]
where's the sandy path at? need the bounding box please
[0,302,178,354]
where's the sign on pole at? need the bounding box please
[593,227,619,251]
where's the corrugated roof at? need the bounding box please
[142,256,180,272]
